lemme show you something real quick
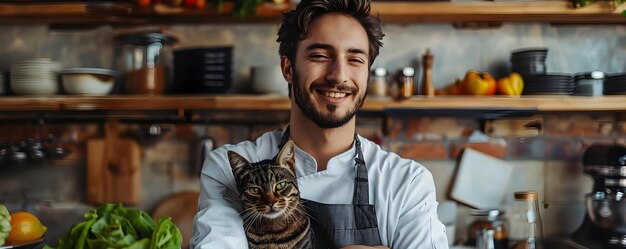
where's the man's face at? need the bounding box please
[287,14,370,128]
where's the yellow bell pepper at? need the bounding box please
[497,73,524,96]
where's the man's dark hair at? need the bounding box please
[276,0,384,66]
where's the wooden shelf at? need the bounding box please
[372,1,626,24]
[2,95,626,113]
[0,1,624,25]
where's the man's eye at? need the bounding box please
[349,58,365,64]
[275,182,287,190]
[310,54,328,59]
[248,187,260,194]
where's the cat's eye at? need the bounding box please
[275,182,287,190]
[248,187,260,195]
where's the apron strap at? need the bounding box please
[353,135,370,205]
[278,126,370,205]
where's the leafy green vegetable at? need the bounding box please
[149,217,182,249]
[0,204,11,246]
[44,203,180,249]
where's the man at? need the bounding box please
[191,0,449,248]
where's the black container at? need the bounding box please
[173,47,233,94]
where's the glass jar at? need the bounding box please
[466,209,508,249]
[511,191,544,249]
[114,30,177,95]
[390,67,415,100]
[368,67,388,97]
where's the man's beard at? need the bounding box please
[291,67,366,129]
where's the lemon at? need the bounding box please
[6,212,47,245]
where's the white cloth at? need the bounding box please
[191,130,449,249]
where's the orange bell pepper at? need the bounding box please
[497,73,524,96]
[463,70,496,95]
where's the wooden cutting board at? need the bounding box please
[87,122,141,205]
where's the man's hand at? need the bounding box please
[340,246,390,249]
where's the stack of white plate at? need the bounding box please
[10,58,61,95]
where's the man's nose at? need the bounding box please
[325,60,348,84]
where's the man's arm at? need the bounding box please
[191,148,249,249]
[391,168,449,249]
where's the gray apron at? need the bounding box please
[279,129,382,248]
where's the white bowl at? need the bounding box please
[60,68,116,96]
[251,65,288,95]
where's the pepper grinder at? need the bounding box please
[421,49,434,96]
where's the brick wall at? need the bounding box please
[1,111,624,245]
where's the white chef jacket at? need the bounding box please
[191,130,449,249]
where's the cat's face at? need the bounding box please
[228,140,300,220]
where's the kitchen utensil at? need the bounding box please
[114,29,177,95]
[572,144,626,248]
[421,49,434,96]
[60,68,116,96]
[151,191,199,249]
[86,122,141,205]
[450,148,514,209]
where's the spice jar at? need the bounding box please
[114,30,178,95]
[391,67,415,100]
[466,209,508,249]
[368,67,388,97]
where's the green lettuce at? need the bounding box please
[0,204,11,246]
[44,203,181,249]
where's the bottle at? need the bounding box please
[466,209,508,249]
[421,49,434,96]
[511,191,544,249]
[476,228,496,249]
[368,67,388,97]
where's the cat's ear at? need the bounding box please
[277,140,296,172]
[228,150,251,178]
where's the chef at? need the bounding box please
[191,0,449,248]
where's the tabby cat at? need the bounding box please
[228,140,313,249]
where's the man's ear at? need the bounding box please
[280,55,293,84]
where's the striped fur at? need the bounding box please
[228,140,313,249]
